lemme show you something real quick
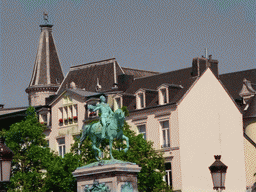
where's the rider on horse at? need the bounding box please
[88,95,114,139]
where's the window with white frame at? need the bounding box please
[137,124,146,139]
[137,92,145,109]
[58,108,63,124]
[68,106,73,123]
[64,106,68,125]
[58,104,78,125]
[161,88,167,104]
[164,162,172,187]
[160,120,170,148]
[139,93,144,108]
[57,138,65,158]
[73,104,78,122]
[158,86,169,105]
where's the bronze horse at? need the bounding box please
[79,109,129,161]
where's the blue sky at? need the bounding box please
[1,0,255,108]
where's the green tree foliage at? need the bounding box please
[0,106,50,191]
[71,106,173,192]
[0,106,79,191]
[43,153,80,191]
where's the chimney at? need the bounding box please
[112,61,118,89]
[117,74,134,92]
[208,55,219,78]
[209,55,212,61]
[191,55,219,78]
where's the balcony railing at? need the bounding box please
[89,111,97,118]
[59,117,78,126]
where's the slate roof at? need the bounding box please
[57,58,124,94]
[219,68,256,100]
[57,58,161,94]
[26,24,64,91]
[124,67,196,111]
[123,66,256,112]
[46,88,101,106]
[66,89,98,98]
[0,106,28,116]
[122,67,159,78]
[125,67,193,94]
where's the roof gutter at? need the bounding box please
[244,128,256,148]
[129,102,177,113]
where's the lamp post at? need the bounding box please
[0,137,14,192]
[209,155,228,192]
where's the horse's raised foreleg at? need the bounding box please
[122,135,129,153]
[91,136,102,161]
[109,136,114,160]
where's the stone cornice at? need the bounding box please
[25,86,59,93]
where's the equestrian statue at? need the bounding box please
[79,95,129,161]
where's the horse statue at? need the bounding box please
[79,108,129,161]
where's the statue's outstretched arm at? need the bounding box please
[88,104,95,110]
[93,106,100,112]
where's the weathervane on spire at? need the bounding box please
[43,11,49,24]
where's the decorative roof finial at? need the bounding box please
[96,78,102,92]
[43,11,49,24]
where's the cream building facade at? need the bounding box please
[126,69,247,191]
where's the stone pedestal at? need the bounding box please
[73,160,141,192]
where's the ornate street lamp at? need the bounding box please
[209,155,228,191]
[0,137,14,191]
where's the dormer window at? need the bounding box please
[158,85,169,105]
[113,96,122,111]
[136,91,145,109]
[139,93,144,108]
[160,88,167,104]
[239,78,256,104]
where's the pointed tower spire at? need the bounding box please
[25,13,64,106]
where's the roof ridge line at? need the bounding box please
[220,68,256,76]
[134,67,192,80]
[122,67,160,73]
[0,106,29,111]
[70,58,116,70]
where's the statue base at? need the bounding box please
[72,159,141,192]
